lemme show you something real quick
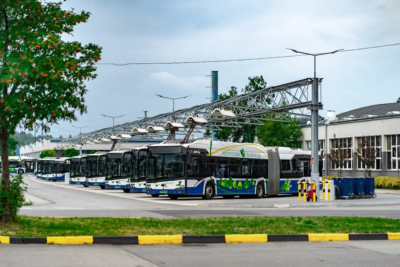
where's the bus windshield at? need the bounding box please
[147,149,184,180]
[86,156,98,177]
[43,161,56,174]
[98,155,106,176]
[70,158,85,177]
[136,150,147,180]
[106,153,132,180]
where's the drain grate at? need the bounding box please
[182,243,207,247]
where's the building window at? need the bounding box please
[330,138,353,170]
[386,134,400,170]
[304,140,325,170]
[356,136,382,170]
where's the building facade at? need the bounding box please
[300,101,400,177]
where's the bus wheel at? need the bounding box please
[18,169,24,175]
[202,183,215,200]
[256,183,265,198]
[100,185,105,189]
[123,189,130,193]
[168,194,178,200]
[151,194,160,197]
[83,184,89,187]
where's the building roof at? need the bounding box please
[337,101,400,119]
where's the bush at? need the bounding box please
[39,149,56,158]
[322,176,337,181]
[0,174,27,221]
[375,176,400,190]
[64,148,80,158]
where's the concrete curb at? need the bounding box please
[1,233,400,245]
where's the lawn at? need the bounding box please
[0,216,400,237]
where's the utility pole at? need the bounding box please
[101,114,126,133]
[287,48,343,201]
[155,94,191,112]
[72,125,88,135]
[143,111,149,128]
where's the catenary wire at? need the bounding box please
[97,42,400,66]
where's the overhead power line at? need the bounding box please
[97,42,400,66]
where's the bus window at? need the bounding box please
[228,159,241,178]
[281,160,291,171]
[201,157,215,177]
[241,159,252,178]
[215,158,228,178]
[253,159,268,178]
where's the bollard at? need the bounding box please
[322,181,325,202]
[302,182,307,202]
[312,184,316,202]
[328,181,331,202]
[297,182,302,202]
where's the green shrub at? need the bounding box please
[375,176,400,190]
[0,174,27,221]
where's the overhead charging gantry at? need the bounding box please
[65,78,322,147]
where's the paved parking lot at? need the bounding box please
[21,174,400,218]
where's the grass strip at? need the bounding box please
[0,216,399,237]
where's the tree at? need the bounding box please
[64,147,79,157]
[89,150,98,154]
[326,138,352,177]
[215,76,271,143]
[58,135,63,138]
[257,114,302,148]
[0,0,102,222]
[354,136,376,177]
[0,137,17,155]
[39,149,55,158]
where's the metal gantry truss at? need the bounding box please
[67,78,322,143]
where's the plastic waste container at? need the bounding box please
[353,177,365,198]
[332,178,354,199]
[364,177,375,197]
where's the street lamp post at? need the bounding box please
[72,125,88,135]
[287,48,343,202]
[156,94,191,112]
[101,114,126,132]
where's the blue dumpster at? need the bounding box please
[364,177,375,197]
[332,178,354,199]
[353,178,365,198]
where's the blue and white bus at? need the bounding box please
[145,140,313,200]
[126,147,148,193]
[40,157,70,181]
[104,149,132,190]
[0,156,30,175]
[70,155,87,185]
[85,152,107,189]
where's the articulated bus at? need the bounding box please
[104,149,132,190]
[70,155,87,185]
[85,152,107,189]
[39,157,70,181]
[145,140,314,200]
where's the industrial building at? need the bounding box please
[300,100,400,177]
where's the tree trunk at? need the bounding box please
[0,129,12,223]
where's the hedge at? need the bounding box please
[375,176,400,190]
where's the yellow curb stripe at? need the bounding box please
[47,236,93,245]
[388,233,400,240]
[308,234,349,242]
[0,236,10,244]
[138,235,182,245]
[225,234,268,243]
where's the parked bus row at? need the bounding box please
[0,156,36,175]
[32,140,319,200]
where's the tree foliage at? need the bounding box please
[215,76,270,143]
[39,149,55,158]
[64,147,79,157]
[89,150,98,154]
[0,137,17,155]
[326,138,352,177]
[0,0,101,222]
[256,114,302,148]
[12,131,53,146]
[354,136,377,177]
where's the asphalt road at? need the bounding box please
[2,241,400,267]
[21,174,400,218]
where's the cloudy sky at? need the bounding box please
[48,0,400,138]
